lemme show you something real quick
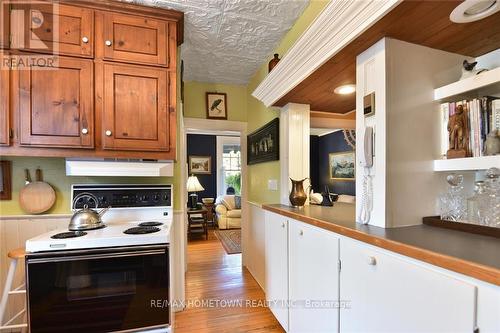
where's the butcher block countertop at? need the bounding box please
[262,203,500,286]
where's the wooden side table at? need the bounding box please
[186,208,208,240]
[203,202,215,229]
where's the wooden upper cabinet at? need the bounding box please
[0,1,9,49]
[95,12,169,67]
[10,3,93,57]
[19,56,94,148]
[99,62,169,152]
[0,61,9,145]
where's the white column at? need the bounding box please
[280,103,310,205]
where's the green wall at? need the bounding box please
[246,0,329,204]
[183,81,247,122]
[0,157,180,215]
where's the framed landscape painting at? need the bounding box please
[329,151,355,180]
[206,92,227,119]
[189,156,212,174]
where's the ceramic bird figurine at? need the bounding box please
[460,59,488,80]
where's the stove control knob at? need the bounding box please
[153,194,160,202]
[139,195,149,202]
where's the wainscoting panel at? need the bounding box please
[0,216,69,332]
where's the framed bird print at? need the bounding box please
[206,92,227,120]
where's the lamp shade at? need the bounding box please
[186,175,204,192]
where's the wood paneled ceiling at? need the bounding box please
[276,0,500,114]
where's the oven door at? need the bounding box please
[26,245,169,333]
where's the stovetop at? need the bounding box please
[26,220,172,253]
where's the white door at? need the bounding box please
[265,212,289,331]
[340,238,477,333]
[289,220,340,333]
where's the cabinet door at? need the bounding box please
[0,60,9,145]
[289,220,339,333]
[96,12,168,66]
[340,238,477,332]
[100,63,169,151]
[19,56,93,148]
[1,1,9,49]
[265,212,289,331]
[10,3,93,57]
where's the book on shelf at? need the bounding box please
[440,96,499,158]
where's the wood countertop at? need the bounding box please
[262,204,500,286]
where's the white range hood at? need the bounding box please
[65,159,174,177]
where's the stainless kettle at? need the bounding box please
[69,192,110,231]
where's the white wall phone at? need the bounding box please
[358,126,374,224]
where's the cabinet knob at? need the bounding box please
[281,222,285,228]
[105,40,112,47]
[82,36,89,44]
[105,130,112,137]
[367,256,377,266]
[81,128,88,135]
[299,230,304,236]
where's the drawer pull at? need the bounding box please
[81,128,88,135]
[367,256,377,266]
[299,230,303,236]
[105,130,112,137]
[105,40,112,47]
[281,222,285,228]
[82,36,89,44]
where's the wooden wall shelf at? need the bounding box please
[433,155,500,172]
[434,66,500,102]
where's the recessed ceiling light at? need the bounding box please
[450,0,499,23]
[334,84,356,95]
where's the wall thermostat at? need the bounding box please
[364,92,375,117]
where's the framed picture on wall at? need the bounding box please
[0,160,12,200]
[206,92,227,120]
[247,118,279,165]
[189,156,212,174]
[329,151,355,181]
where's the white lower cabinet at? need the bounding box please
[264,212,499,333]
[265,212,289,330]
[289,220,340,333]
[339,238,477,333]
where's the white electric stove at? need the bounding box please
[25,184,173,333]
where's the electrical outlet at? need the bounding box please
[268,179,278,191]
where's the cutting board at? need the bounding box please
[19,169,56,214]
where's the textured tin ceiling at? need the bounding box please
[126,0,309,85]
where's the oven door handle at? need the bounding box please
[27,249,166,264]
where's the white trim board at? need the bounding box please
[252,0,401,107]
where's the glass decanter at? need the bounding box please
[484,167,500,227]
[439,173,466,221]
[466,181,488,224]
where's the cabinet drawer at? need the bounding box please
[340,238,477,332]
[18,56,94,148]
[98,62,170,151]
[10,3,93,57]
[95,12,169,67]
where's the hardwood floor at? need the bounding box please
[174,230,284,333]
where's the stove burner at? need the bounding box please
[124,226,161,235]
[138,221,163,227]
[51,231,87,239]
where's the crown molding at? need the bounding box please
[252,0,401,107]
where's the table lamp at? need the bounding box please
[186,175,204,209]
